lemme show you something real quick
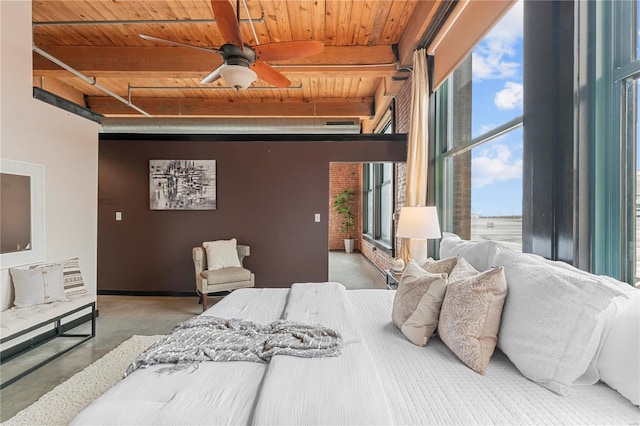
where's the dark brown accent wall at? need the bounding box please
[98,134,406,293]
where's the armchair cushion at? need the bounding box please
[201,267,252,285]
[203,239,242,270]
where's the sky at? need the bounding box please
[469,1,523,217]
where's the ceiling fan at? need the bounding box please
[140,0,323,89]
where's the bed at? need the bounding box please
[72,282,639,425]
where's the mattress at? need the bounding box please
[73,286,640,425]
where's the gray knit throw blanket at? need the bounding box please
[125,316,342,376]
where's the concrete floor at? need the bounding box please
[0,251,384,421]
[328,250,386,289]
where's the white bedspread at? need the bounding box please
[347,289,640,425]
[73,286,640,425]
[71,288,289,425]
[251,283,393,425]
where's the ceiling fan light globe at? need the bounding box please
[219,65,257,89]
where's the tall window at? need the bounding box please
[436,1,524,251]
[625,34,639,283]
[363,163,394,250]
[591,0,639,283]
[634,78,639,283]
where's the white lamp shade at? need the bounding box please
[396,206,442,239]
[219,65,257,89]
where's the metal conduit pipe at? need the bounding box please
[270,62,399,69]
[32,17,265,26]
[32,45,152,118]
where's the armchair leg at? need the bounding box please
[202,294,208,312]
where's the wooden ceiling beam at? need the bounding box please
[32,76,86,106]
[396,0,444,68]
[33,45,397,73]
[33,66,398,80]
[86,96,374,118]
[362,72,411,134]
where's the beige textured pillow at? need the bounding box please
[392,260,448,346]
[439,259,507,374]
[421,256,458,275]
[203,239,241,270]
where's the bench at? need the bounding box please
[0,294,96,389]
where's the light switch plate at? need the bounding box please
[116,211,122,221]
[315,213,321,222]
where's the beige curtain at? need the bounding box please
[399,49,429,265]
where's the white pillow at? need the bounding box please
[597,289,640,406]
[203,239,241,270]
[494,247,628,395]
[10,264,68,308]
[439,232,501,272]
[520,251,633,386]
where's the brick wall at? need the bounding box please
[395,80,412,134]
[360,239,393,271]
[394,80,411,254]
[451,57,472,239]
[358,79,412,270]
[329,163,362,250]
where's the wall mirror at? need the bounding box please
[0,159,45,268]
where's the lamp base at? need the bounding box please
[409,239,430,265]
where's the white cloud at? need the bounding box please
[486,0,523,42]
[472,0,523,81]
[494,82,523,110]
[472,144,522,188]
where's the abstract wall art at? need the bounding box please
[149,160,216,210]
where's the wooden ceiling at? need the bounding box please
[32,0,446,132]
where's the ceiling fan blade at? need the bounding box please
[210,0,244,48]
[251,61,291,88]
[139,34,221,54]
[255,41,324,61]
[200,63,226,84]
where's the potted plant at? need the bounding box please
[333,188,356,253]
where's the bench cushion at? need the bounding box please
[1,294,95,340]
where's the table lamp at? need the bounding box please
[396,206,442,266]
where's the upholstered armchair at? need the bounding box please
[192,243,255,311]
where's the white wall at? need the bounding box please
[0,1,99,310]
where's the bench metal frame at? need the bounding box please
[0,301,96,389]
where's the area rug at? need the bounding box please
[4,335,163,426]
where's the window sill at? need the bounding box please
[362,234,393,256]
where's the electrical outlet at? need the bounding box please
[315,213,321,222]
[116,211,122,221]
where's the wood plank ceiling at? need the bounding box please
[32,0,445,132]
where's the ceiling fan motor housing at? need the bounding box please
[220,43,256,64]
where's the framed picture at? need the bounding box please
[0,158,45,268]
[149,160,217,210]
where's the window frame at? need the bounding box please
[362,162,395,254]
[435,60,523,247]
[591,0,639,283]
